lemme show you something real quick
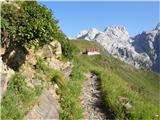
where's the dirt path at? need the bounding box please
[81,73,113,120]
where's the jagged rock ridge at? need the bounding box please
[76,24,160,73]
[77,28,100,40]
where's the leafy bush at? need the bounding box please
[1,1,72,58]
[1,16,10,30]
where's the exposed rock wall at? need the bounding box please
[25,41,73,78]
[133,29,160,72]
[76,24,160,73]
[0,48,15,101]
[77,28,100,40]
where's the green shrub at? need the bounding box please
[1,16,10,30]
[1,1,72,58]
[35,57,49,72]
[48,69,65,87]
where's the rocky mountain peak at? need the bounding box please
[104,25,127,33]
[98,25,129,41]
[155,23,160,30]
[76,24,160,73]
[87,28,99,36]
[76,28,100,40]
[76,30,88,37]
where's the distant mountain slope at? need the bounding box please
[77,28,100,40]
[71,39,160,104]
[76,24,160,73]
[132,28,160,73]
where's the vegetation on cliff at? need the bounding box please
[1,1,159,120]
[1,1,72,58]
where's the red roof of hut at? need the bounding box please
[86,48,100,52]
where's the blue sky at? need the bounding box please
[38,1,159,38]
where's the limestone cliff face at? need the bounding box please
[0,49,15,100]
[77,28,100,40]
[132,27,160,72]
[76,24,160,73]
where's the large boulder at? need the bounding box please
[50,41,62,59]
[61,61,73,77]
[0,53,15,100]
[48,57,63,70]
[26,40,62,66]
[36,40,62,60]
[25,49,37,65]
[25,40,72,79]
[48,58,73,78]
[118,96,132,115]
[24,88,60,120]
[42,45,53,59]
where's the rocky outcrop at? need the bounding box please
[155,23,160,30]
[1,45,28,71]
[50,41,62,59]
[25,88,60,120]
[76,24,160,73]
[23,40,71,120]
[36,41,62,60]
[25,40,72,77]
[0,48,15,101]
[118,96,132,117]
[34,40,62,61]
[48,58,73,78]
[132,28,160,72]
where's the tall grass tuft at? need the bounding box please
[1,73,42,120]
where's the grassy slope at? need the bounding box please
[1,73,42,120]
[2,39,159,120]
[1,58,64,120]
[70,39,160,119]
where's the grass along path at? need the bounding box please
[81,72,114,120]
